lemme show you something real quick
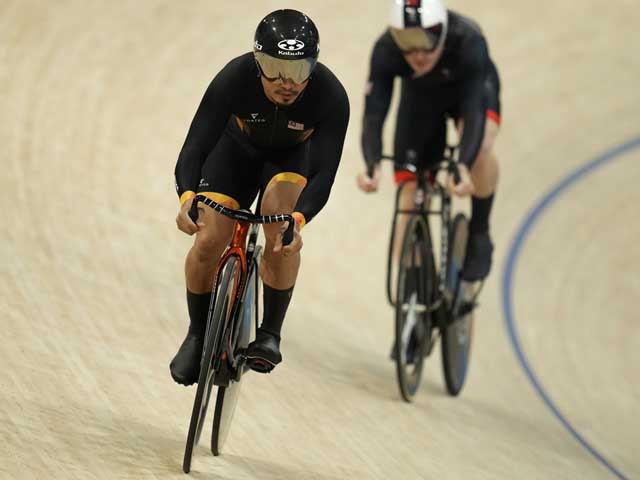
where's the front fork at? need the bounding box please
[210,222,251,373]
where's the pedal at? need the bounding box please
[245,357,276,374]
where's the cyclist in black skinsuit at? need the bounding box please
[357,0,501,282]
[171,9,349,385]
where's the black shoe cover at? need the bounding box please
[245,329,282,373]
[462,232,494,281]
[170,333,204,386]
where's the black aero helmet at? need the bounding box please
[254,9,320,84]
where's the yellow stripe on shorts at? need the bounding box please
[266,172,308,191]
[198,192,240,211]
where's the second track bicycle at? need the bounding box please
[375,147,484,402]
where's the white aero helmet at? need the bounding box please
[390,0,448,52]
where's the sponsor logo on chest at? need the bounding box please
[244,113,266,123]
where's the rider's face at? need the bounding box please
[403,47,443,76]
[260,76,309,106]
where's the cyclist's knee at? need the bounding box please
[472,140,498,177]
[198,193,239,220]
[481,135,496,160]
[259,174,305,247]
[261,197,295,216]
[262,223,282,246]
[474,153,499,183]
[192,229,228,262]
[261,194,296,245]
[471,142,499,195]
[191,201,235,261]
[474,121,499,169]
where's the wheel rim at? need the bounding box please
[211,380,242,455]
[194,368,215,445]
[182,258,237,472]
[395,218,431,401]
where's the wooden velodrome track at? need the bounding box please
[1,1,638,478]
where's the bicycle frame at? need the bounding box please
[191,194,294,379]
[209,221,258,375]
[385,158,456,313]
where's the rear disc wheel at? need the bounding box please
[441,214,474,396]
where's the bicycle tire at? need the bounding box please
[441,214,473,396]
[182,257,237,473]
[211,247,261,456]
[386,182,415,307]
[395,216,434,402]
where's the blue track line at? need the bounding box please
[501,136,640,480]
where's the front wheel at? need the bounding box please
[182,257,237,473]
[441,214,474,396]
[211,247,261,456]
[395,216,434,402]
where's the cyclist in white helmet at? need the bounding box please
[358,0,501,282]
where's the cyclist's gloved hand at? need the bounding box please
[447,163,475,197]
[273,212,304,257]
[357,164,381,193]
[176,196,203,235]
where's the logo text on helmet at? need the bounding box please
[277,50,305,57]
[277,39,305,51]
[254,41,263,51]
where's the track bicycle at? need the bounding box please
[373,146,483,402]
[181,195,295,472]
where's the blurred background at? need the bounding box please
[1,0,638,478]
